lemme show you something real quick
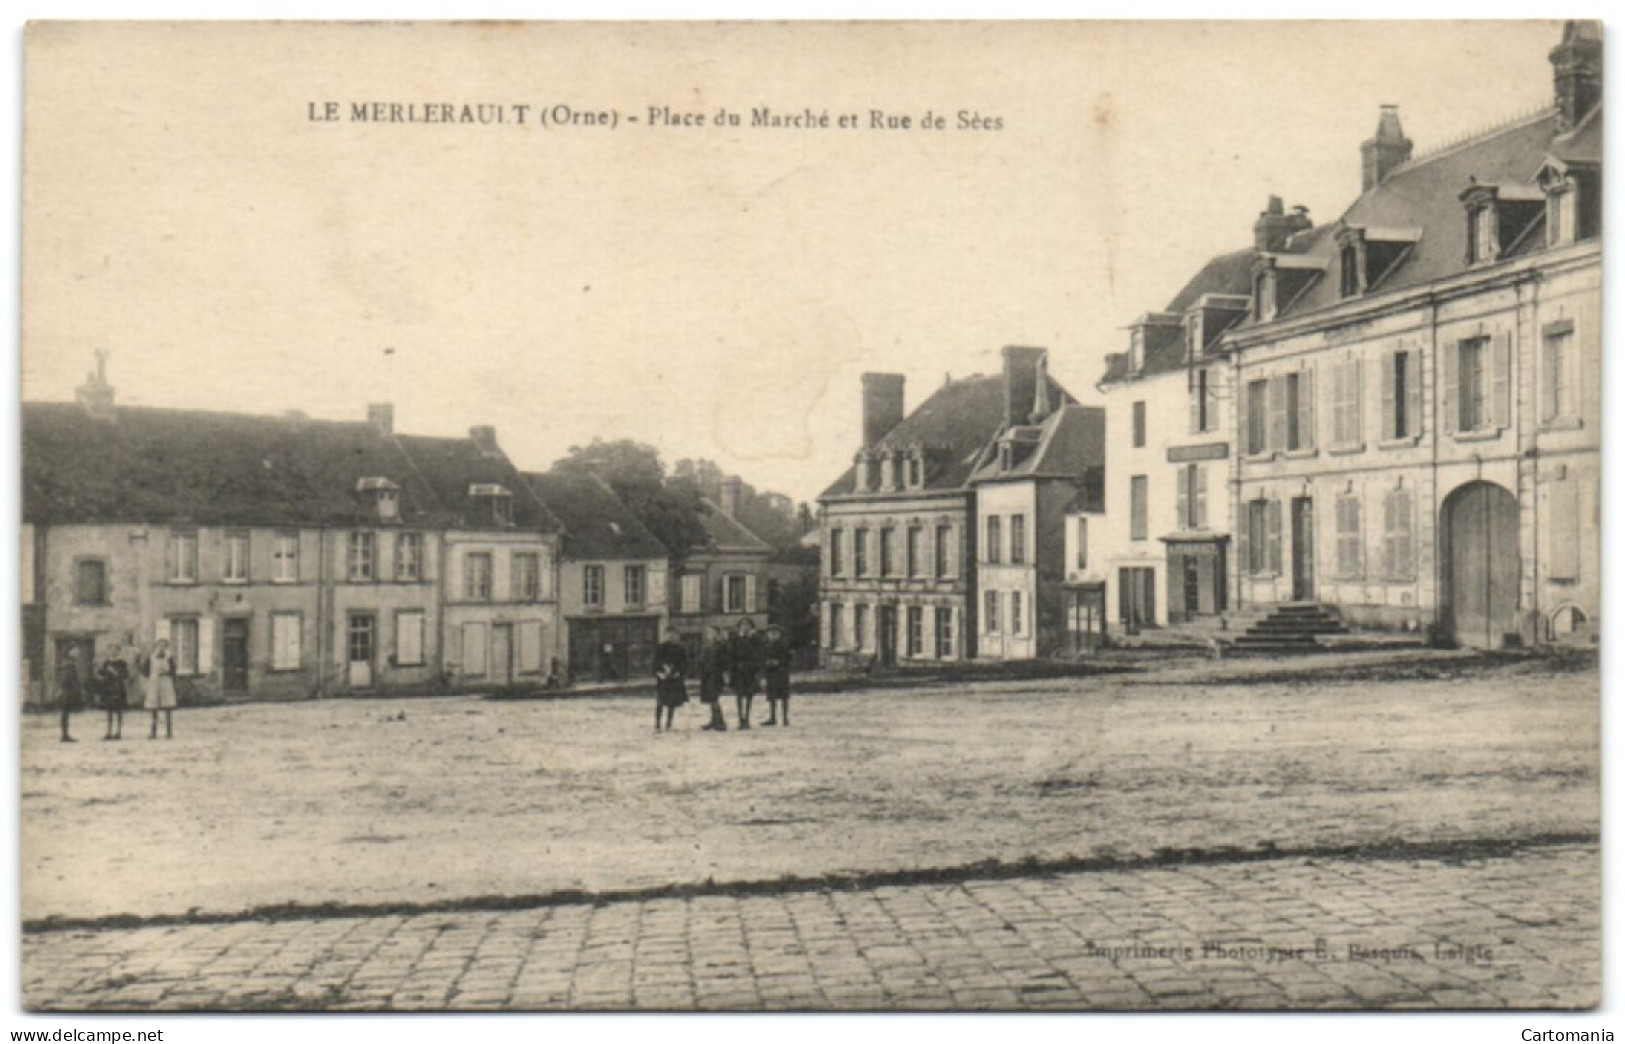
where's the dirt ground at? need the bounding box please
[20,656,1598,921]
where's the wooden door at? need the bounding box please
[877,606,897,666]
[1445,482,1520,648]
[222,617,250,693]
[1291,497,1315,601]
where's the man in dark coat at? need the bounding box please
[652,629,689,732]
[96,644,131,741]
[697,626,728,732]
[57,648,84,743]
[730,618,762,730]
[761,624,793,727]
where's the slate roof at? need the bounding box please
[968,404,1105,483]
[1274,109,1565,319]
[819,372,1074,499]
[393,434,559,532]
[524,471,667,561]
[1164,248,1257,314]
[1549,105,1601,166]
[22,401,556,532]
[694,498,771,554]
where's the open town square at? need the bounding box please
[21,650,1598,1010]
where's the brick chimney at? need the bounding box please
[1253,196,1291,252]
[367,402,394,436]
[468,425,501,457]
[719,475,742,519]
[861,373,906,447]
[1550,20,1602,132]
[1361,105,1413,192]
[1001,346,1046,427]
[75,349,116,422]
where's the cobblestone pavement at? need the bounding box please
[23,843,1597,1011]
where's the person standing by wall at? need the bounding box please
[56,647,84,743]
[761,624,792,727]
[652,628,689,732]
[96,644,131,741]
[698,625,728,732]
[143,638,178,740]
[730,618,762,730]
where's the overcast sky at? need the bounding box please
[23,20,1561,503]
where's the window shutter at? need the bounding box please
[1492,330,1512,429]
[1208,374,1220,431]
[1267,499,1283,574]
[746,573,757,613]
[1297,365,1316,450]
[198,616,215,675]
[1195,467,1208,529]
[1404,348,1422,438]
[1381,351,1397,440]
[1547,479,1580,581]
[1267,376,1288,452]
[648,568,667,607]
[1350,358,1364,443]
[1188,371,1200,434]
[1442,340,1459,435]
[712,576,724,612]
[1175,470,1189,530]
[1238,382,1249,452]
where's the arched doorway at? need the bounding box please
[1441,481,1520,648]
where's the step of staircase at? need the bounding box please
[1230,602,1349,654]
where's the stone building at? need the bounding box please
[817,346,1076,666]
[1228,21,1601,647]
[668,476,772,662]
[22,368,561,703]
[525,469,669,684]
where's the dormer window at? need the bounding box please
[1547,180,1576,246]
[356,476,401,522]
[1129,327,1145,373]
[1185,315,1202,362]
[1537,160,1598,248]
[468,482,513,526]
[906,452,923,488]
[1460,182,1545,265]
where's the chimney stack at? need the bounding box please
[367,402,394,436]
[75,349,116,422]
[1253,196,1290,252]
[1001,346,1046,427]
[861,373,906,447]
[720,475,742,519]
[468,425,500,456]
[1360,105,1413,192]
[1550,20,1602,132]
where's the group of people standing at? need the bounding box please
[54,639,179,743]
[652,618,793,733]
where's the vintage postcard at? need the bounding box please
[17,20,1600,1015]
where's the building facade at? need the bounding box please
[1097,259,1254,631]
[22,375,562,704]
[818,346,1076,666]
[669,487,771,663]
[1227,23,1601,648]
[526,469,669,684]
[968,404,1104,659]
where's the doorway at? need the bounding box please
[490,623,514,685]
[222,617,250,694]
[1443,482,1520,648]
[1291,497,1315,601]
[347,613,376,690]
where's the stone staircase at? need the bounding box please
[1230,603,1349,654]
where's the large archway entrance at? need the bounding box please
[1441,481,1520,648]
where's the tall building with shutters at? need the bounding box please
[1096,245,1257,629]
[1226,20,1601,647]
[818,346,1077,666]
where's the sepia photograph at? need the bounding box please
[12,17,1604,1019]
